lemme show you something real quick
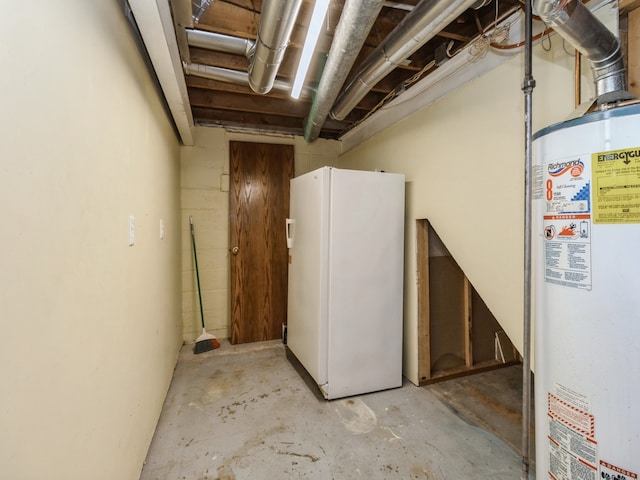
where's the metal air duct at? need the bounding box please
[303,0,386,142]
[186,29,254,59]
[184,62,312,98]
[329,0,479,123]
[532,0,632,105]
[185,0,301,95]
[248,0,303,94]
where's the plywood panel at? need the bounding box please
[471,288,503,364]
[416,220,431,382]
[417,220,519,385]
[429,255,465,374]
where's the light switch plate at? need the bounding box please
[129,215,135,246]
[220,174,230,192]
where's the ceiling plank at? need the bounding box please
[189,88,312,117]
[188,87,363,123]
[191,106,346,139]
[195,1,260,38]
[621,0,640,13]
[186,75,275,96]
[189,48,249,70]
[436,30,470,42]
[188,46,307,79]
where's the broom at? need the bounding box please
[190,216,220,354]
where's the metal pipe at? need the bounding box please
[521,0,535,478]
[186,1,302,96]
[575,50,582,108]
[183,62,312,98]
[383,1,414,12]
[330,0,478,121]
[193,0,213,23]
[532,0,633,104]
[303,0,386,142]
[186,29,254,59]
[248,0,303,94]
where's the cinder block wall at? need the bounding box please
[180,130,341,342]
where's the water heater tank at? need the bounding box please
[532,103,640,480]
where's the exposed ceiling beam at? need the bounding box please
[128,0,194,145]
[620,0,640,13]
[383,2,415,11]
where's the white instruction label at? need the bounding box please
[542,154,592,290]
[547,392,598,480]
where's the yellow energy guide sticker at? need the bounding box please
[592,147,640,224]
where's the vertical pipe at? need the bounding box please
[532,0,631,105]
[575,50,582,108]
[248,0,303,94]
[521,0,535,479]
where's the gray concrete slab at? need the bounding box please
[140,340,535,480]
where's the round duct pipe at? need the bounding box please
[329,0,478,122]
[303,0,386,142]
[248,0,303,94]
[532,0,633,105]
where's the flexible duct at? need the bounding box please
[248,0,303,94]
[303,0,386,142]
[532,0,632,104]
[184,62,312,98]
[329,0,479,122]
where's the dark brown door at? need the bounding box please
[229,141,294,344]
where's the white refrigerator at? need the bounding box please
[285,167,405,400]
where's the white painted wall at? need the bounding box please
[181,128,341,342]
[0,2,182,479]
[337,39,594,384]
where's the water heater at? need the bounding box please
[532,103,640,480]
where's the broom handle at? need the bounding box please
[190,216,206,329]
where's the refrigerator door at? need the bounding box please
[286,167,330,386]
[325,169,405,399]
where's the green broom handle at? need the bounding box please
[190,216,206,329]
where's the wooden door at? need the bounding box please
[229,141,294,344]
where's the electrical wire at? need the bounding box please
[489,25,553,50]
[348,59,438,130]
[342,3,527,133]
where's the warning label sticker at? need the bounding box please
[593,147,640,224]
[548,393,595,438]
[600,460,638,480]
[542,154,592,290]
[547,392,598,480]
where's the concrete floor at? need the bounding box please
[140,340,535,480]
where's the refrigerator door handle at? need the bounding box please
[286,218,295,249]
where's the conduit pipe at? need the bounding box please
[303,0,386,142]
[329,0,480,122]
[184,62,313,98]
[532,0,632,104]
[248,0,303,94]
[521,1,535,477]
